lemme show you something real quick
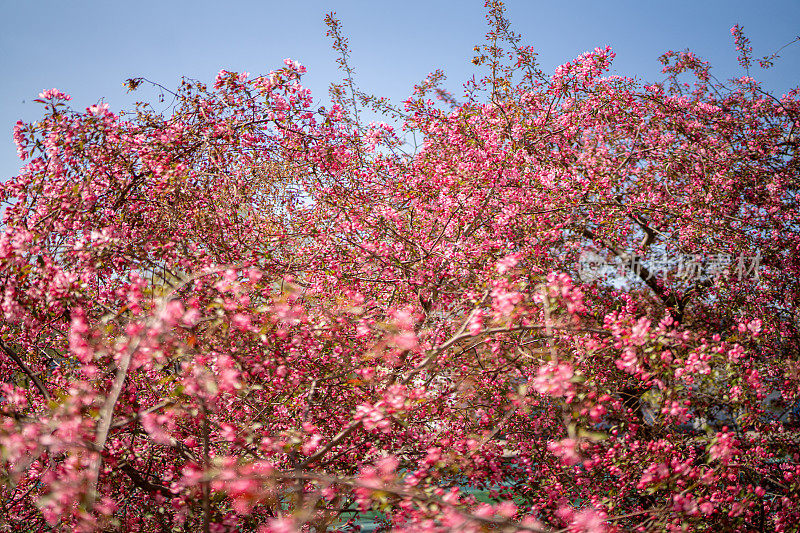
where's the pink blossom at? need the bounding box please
[215,354,240,392]
[231,313,252,331]
[570,508,608,532]
[12,121,28,159]
[141,411,174,445]
[68,307,93,363]
[709,430,739,464]
[88,102,109,116]
[491,285,523,316]
[38,88,71,100]
[467,309,485,336]
[159,299,185,326]
[548,438,581,466]
[392,331,419,350]
[496,253,521,274]
[259,518,299,533]
[533,361,575,398]
[629,317,651,346]
[354,403,391,432]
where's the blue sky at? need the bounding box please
[1,0,798,181]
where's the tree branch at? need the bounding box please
[0,340,51,402]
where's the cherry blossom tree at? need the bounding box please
[1,3,799,531]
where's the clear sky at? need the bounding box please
[1,0,798,182]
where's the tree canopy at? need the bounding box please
[1,4,799,532]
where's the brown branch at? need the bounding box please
[110,400,172,429]
[297,420,361,469]
[402,320,607,386]
[85,335,139,509]
[120,463,176,497]
[0,340,51,401]
[466,405,518,459]
[111,171,146,210]
[582,227,683,317]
